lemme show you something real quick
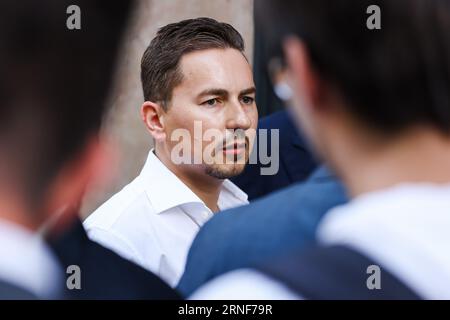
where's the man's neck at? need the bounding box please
[154,148,222,212]
[333,128,450,198]
[0,190,37,231]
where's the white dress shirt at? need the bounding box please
[84,149,248,287]
[0,219,62,299]
[191,183,450,299]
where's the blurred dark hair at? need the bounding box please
[0,0,132,204]
[141,17,245,110]
[256,0,450,136]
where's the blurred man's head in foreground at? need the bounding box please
[0,0,132,230]
[257,0,450,193]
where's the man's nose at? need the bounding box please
[225,100,252,130]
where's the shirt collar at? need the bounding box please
[318,183,450,300]
[0,219,63,299]
[138,149,248,215]
[218,179,249,210]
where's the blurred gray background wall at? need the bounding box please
[81,0,254,217]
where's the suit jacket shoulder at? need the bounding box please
[49,218,180,299]
[0,280,38,300]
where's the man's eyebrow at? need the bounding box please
[197,88,229,98]
[239,87,256,96]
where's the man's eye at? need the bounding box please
[203,98,218,107]
[241,96,254,105]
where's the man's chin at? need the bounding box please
[204,163,246,180]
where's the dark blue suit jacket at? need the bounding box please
[49,218,180,299]
[231,110,317,200]
[0,280,38,299]
[177,167,348,296]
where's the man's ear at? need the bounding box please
[41,137,114,236]
[283,37,323,111]
[141,101,166,141]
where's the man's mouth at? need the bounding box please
[222,141,246,156]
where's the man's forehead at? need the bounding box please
[180,47,249,68]
[177,48,253,93]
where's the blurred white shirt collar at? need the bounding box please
[318,182,450,300]
[0,219,62,299]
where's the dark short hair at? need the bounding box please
[141,17,245,109]
[0,0,132,204]
[256,0,450,136]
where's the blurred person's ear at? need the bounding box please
[41,136,114,235]
[283,37,323,112]
[282,37,325,148]
[141,101,167,141]
[283,37,343,161]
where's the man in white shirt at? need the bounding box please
[191,0,450,299]
[0,0,132,298]
[84,18,258,287]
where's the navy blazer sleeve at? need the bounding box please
[49,218,180,299]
